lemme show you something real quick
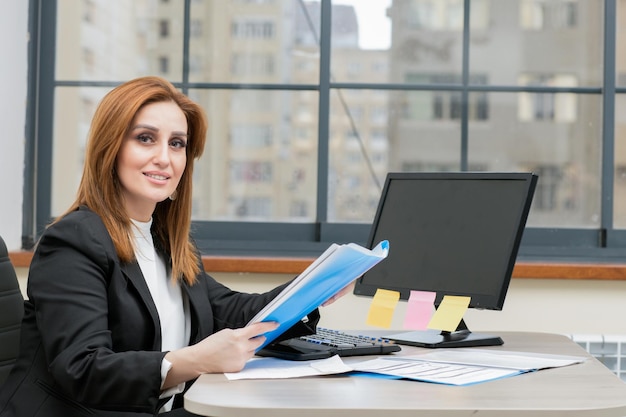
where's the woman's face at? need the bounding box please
[116,100,188,221]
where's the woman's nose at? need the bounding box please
[153,141,170,165]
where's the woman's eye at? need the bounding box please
[136,134,153,143]
[171,138,187,149]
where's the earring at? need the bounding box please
[169,189,178,201]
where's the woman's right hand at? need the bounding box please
[162,321,279,389]
[193,321,279,373]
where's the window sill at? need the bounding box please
[8,251,626,280]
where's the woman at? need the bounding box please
[0,76,340,416]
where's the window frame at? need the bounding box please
[22,0,626,262]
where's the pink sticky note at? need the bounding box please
[403,290,437,330]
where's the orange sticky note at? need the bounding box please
[366,288,400,328]
[427,295,471,332]
[403,290,436,330]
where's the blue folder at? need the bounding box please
[248,240,390,350]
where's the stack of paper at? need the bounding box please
[227,348,586,386]
[351,349,587,385]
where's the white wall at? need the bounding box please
[212,272,626,337]
[6,1,626,338]
[16,267,626,337]
[0,0,28,251]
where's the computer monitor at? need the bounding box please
[353,172,537,348]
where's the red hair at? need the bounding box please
[57,76,207,285]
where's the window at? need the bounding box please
[231,53,275,76]
[231,125,273,148]
[404,73,489,121]
[82,48,95,74]
[531,165,562,211]
[231,19,275,39]
[190,19,202,38]
[158,56,169,74]
[23,0,626,261]
[521,0,579,30]
[289,200,308,217]
[231,197,272,218]
[518,74,577,122]
[229,161,273,183]
[83,0,94,23]
[159,20,170,38]
[407,0,490,31]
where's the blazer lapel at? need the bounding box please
[181,281,210,344]
[120,261,162,343]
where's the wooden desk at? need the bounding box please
[184,331,626,417]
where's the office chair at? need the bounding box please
[0,235,24,387]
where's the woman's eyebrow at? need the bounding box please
[131,124,188,137]
[131,123,158,132]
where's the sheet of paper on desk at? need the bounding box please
[224,355,352,380]
[350,349,587,386]
[409,348,587,371]
[352,357,521,385]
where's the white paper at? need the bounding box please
[224,348,586,386]
[350,349,586,385]
[404,348,587,371]
[352,357,522,385]
[224,355,353,380]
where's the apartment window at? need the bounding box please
[82,48,95,74]
[232,53,275,76]
[83,0,94,23]
[230,161,273,183]
[190,19,202,38]
[290,201,308,217]
[231,197,272,218]
[408,0,490,31]
[532,165,562,210]
[371,106,387,124]
[230,90,276,113]
[231,19,275,39]
[518,74,577,122]
[158,56,169,74]
[520,0,579,30]
[189,55,202,73]
[404,73,489,121]
[347,61,361,77]
[231,125,273,148]
[159,20,170,38]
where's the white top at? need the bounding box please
[131,218,190,413]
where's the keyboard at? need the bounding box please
[257,327,401,361]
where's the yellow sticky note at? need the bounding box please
[427,295,471,332]
[366,288,400,328]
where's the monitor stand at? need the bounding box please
[385,319,503,348]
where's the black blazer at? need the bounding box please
[0,207,316,416]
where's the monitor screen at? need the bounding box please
[354,172,537,311]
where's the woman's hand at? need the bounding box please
[321,282,355,307]
[162,321,279,388]
[194,322,279,373]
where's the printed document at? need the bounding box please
[227,348,586,386]
[350,349,587,385]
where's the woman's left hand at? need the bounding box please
[321,282,355,307]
